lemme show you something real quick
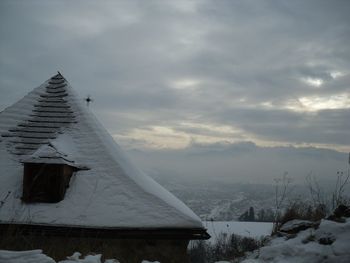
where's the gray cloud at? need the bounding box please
[0,0,349,152]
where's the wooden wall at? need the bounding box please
[0,229,190,263]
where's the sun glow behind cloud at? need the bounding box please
[298,94,350,111]
[113,122,249,150]
[330,71,345,79]
[302,77,324,88]
[171,79,200,90]
[284,93,350,112]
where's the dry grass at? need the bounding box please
[188,232,265,263]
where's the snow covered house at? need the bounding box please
[0,73,209,263]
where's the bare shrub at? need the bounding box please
[332,169,350,209]
[188,233,264,263]
[306,173,328,211]
[279,200,326,225]
[305,166,350,216]
[272,172,293,233]
[188,240,210,263]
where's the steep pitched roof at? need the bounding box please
[0,73,203,230]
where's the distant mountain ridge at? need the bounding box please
[127,141,348,184]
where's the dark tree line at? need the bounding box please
[238,207,274,222]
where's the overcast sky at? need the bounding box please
[1,0,349,153]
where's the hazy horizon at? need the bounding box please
[127,141,348,185]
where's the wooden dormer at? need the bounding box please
[21,144,85,203]
[22,162,77,203]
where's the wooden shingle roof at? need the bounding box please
[2,73,76,156]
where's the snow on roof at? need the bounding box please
[21,143,88,169]
[0,73,203,229]
[22,144,73,165]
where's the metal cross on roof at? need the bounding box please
[85,95,93,107]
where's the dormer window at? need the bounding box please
[21,144,85,203]
[22,163,76,203]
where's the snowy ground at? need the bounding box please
[241,217,350,263]
[0,250,159,263]
[204,221,273,243]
